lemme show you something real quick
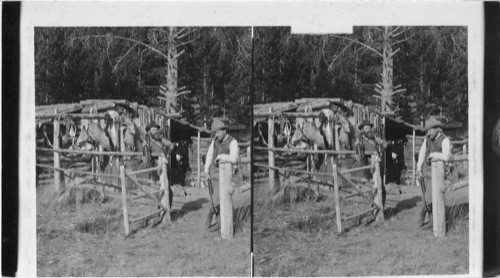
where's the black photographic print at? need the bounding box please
[13,1,490,277]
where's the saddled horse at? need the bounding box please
[75,121,115,172]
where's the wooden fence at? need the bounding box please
[431,154,469,238]
[254,107,385,234]
[35,110,179,236]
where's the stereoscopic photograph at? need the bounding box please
[252,26,470,276]
[34,26,251,276]
[15,2,485,277]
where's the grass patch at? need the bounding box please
[74,215,122,235]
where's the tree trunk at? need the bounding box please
[381,26,394,112]
[166,27,179,114]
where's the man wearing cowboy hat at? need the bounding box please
[143,121,175,208]
[357,120,389,158]
[416,117,451,230]
[356,120,391,211]
[202,118,239,232]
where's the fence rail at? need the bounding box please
[254,146,356,155]
[37,147,143,157]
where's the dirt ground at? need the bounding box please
[253,182,469,277]
[37,182,250,276]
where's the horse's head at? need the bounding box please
[121,119,143,152]
[74,126,95,151]
[289,124,306,148]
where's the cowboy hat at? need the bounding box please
[423,117,443,131]
[211,118,230,133]
[358,120,374,130]
[145,121,161,132]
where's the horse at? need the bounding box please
[74,121,114,172]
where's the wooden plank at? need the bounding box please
[343,207,378,222]
[35,164,120,178]
[333,164,342,234]
[432,161,446,237]
[339,164,374,174]
[125,172,170,211]
[268,107,275,191]
[342,188,376,200]
[37,147,143,157]
[53,112,62,191]
[255,112,323,118]
[197,131,201,188]
[129,209,163,224]
[128,166,161,176]
[412,129,416,186]
[120,166,130,236]
[254,163,334,178]
[450,180,469,191]
[338,173,382,209]
[451,154,468,162]
[161,161,172,223]
[36,113,107,119]
[254,146,356,155]
[374,157,384,222]
[220,162,234,239]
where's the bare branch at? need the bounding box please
[112,43,139,72]
[177,35,199,48]
[389,26,402,36]
[327,41,354,69]
[329,34,382,57]
[176,27,189,37]
[391,34,415,46]
[390,47,401,57]
[392,28,411,38]
[392,88,407,95]
[175,49,186,59]
[175,90,191,97]
[76,35,168,59]
[177,29,198,40]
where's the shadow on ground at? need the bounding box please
[172,198,208,220]
[385,196,422,219]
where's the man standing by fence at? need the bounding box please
[416,117,451,230]
[144,121,175,209]
[356,120,390,205]
[202,118,239,232]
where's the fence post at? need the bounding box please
[268,107,275,191]
[374,155,385,222]
[220,162,234,239]
[463,144,467,155]
[197,131,201,188]
[432,160,446,237]
[120,165,130,236]
[412,129,416,186]
[332,163,342,234]
[161,161,172,223]
[247,146,251,173]
[53,109,63,191]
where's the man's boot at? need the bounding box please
[208,205,221,232]
[205,208,214,230]
[420,205,433,230]
[417,205,427,227]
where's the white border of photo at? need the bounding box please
[19,1,483,277]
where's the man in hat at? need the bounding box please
[357,120,390,176]
[416,117,451,230]
[202,118,239,232]
[356,120,390,208]
[144,121,175,209]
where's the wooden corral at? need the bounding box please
[254,97,467,187]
